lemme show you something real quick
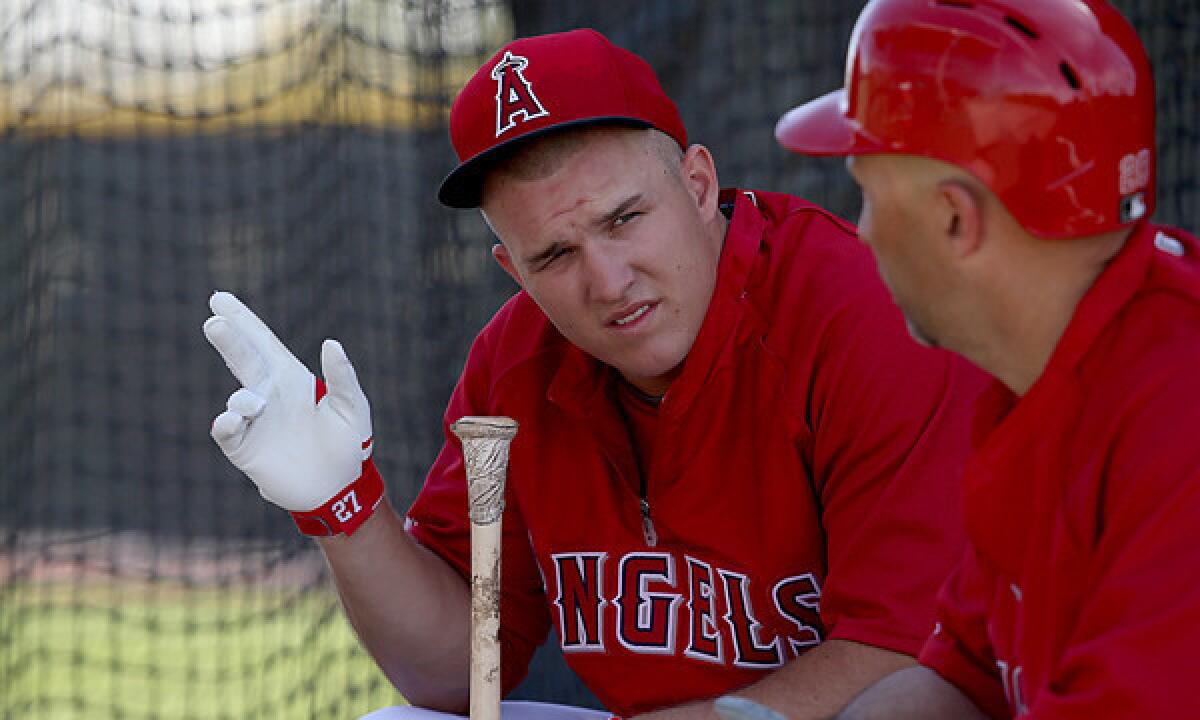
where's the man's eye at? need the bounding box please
[614,211,641,228]
[539,246,571,270]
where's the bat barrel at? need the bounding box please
[452,416,518,720]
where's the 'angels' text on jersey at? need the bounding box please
[548,551,824,667]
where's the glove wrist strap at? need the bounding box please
[291,458,384,537]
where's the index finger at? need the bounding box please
[208,291,299,369]
[203,314,270,391]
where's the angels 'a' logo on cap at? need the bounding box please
[491,51,549,137]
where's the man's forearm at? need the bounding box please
[835,666,988,720]
[318,501,473,711]
[634,639,916,720]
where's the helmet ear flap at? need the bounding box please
[777,0,1156,239]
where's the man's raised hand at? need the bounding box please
[204,291,381,535]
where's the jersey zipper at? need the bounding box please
[639,476,658,547]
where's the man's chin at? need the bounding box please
[905,316,938,349]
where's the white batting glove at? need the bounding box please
[204,291,383,536]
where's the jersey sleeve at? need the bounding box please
[1024,359,1200,719]
[803,252,987,657]
[405,325,551,696]
[917,548,1011,719]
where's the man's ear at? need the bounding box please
[938,179,984,259]
[492,242,524,288]
[680,144,720,218]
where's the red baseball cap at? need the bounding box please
[438,29,688,208]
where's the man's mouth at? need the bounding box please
[614,304,651,326]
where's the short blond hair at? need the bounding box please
[484,125,683,188]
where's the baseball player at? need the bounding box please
[776,1,1200,718]
[204,29,987,719]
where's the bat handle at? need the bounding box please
[452,416,519,720]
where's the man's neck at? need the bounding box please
[975,229,1129,396]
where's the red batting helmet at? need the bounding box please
[776,0,1155,238]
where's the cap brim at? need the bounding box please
[775,89,883,157]
[438,117,654,209]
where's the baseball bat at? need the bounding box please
[451,415,518,720]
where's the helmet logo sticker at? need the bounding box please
[491,51,549,137]
[1119,148,1152,222]
[1119,148,1152,195]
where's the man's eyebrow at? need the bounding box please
[595,193,642,229]
[524,240,565,267]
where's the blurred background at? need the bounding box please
[1,0,1195,717]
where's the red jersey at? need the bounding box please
[919,223,1200,719]
[408,189,984,716]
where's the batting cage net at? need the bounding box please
[1,1,1195,717]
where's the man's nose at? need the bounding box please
[584,243,635,304]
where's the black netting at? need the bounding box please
[2,1,1196,717]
